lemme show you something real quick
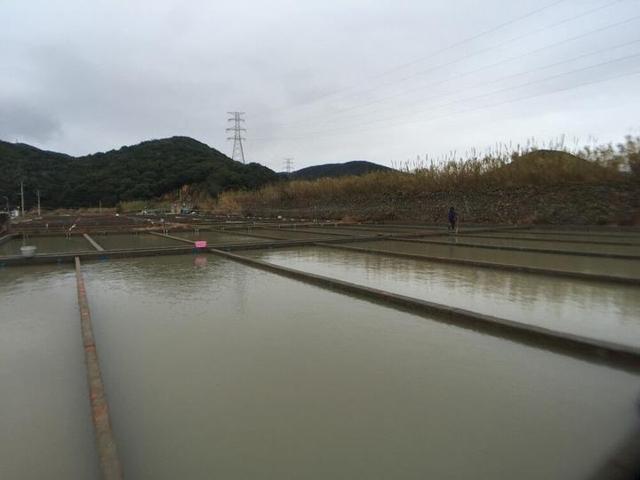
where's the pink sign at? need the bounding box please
[195,240,208,248]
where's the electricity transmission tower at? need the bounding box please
[226,112,246,163]
[283,158,294,175]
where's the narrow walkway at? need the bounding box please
[74,257,123,479]
[83,233,105,251]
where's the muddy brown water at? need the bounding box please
[91,233,183,250]
[69,256,640,477]
[172,231,275,244]
[0,235,93,256]
[2,249,640,479]
[240,246,640,347]
[236,228,343,240]
[0,264,98,479]
[476,231,640,244]
[314,225,441,235]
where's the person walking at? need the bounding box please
[448,206,458,233]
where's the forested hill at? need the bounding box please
[289,160,392,181]
[0,136,278,208]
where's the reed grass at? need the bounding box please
[216,135,640,212]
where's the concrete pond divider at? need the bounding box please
[312,225,442,235]
[148,230,331,247]
[256,227,368,237]
[497,228,640,239]
[0,231,394,266]
[319,224,526,236]
[209,221,345,231]
[147,230,401,250]
[83,233,105,251]
[74,257,123,480]
[0,245,197,266]
[317,242,640,286]
[458,232,640,247]
[394,237,640,260]
[259,225,465,239]
[0,225,520,268]
[210,229,299,241]
[154,228,288,242]
[352,223,530,232]
[148,231,197,244]
[209,248,640,372]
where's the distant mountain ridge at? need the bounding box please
[288,160,392,181]
[0,136,278,208]
[1,138,395,209]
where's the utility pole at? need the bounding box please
[20,181,25,217]
[226,111,246,164]
[37,190,41,216]
[283,157,294,175]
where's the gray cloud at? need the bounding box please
[0,99,61,143]
[1,0,638,169]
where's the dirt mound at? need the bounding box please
[498,149,610,183]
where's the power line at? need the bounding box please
[334,0,623,106]
[364,0,571,80]
[326,15,640,119]
[260,0,640,132]
[254,59,640,143]
[340,51,640,133]
[226,111,246,163]
[252,14,640,141]
[245,1,638,151]
[255,0,571,118]
[254,48,640,142]
[307,35,640,129]
[262,0,623,126]
[427,68,640,130]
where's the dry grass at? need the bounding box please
[217,135,640,213]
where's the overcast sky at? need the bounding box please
[1,0,639,170]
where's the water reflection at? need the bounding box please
[435,235,640,255]
[0,235,93,256]
[350,239,640,278]
[0,265,98,479]
[173,230,273,244]
[244,228,339,240]
[81,254,640,479]
[94,233,182,250]
[480,231,640,244]
[242,246,640,347]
